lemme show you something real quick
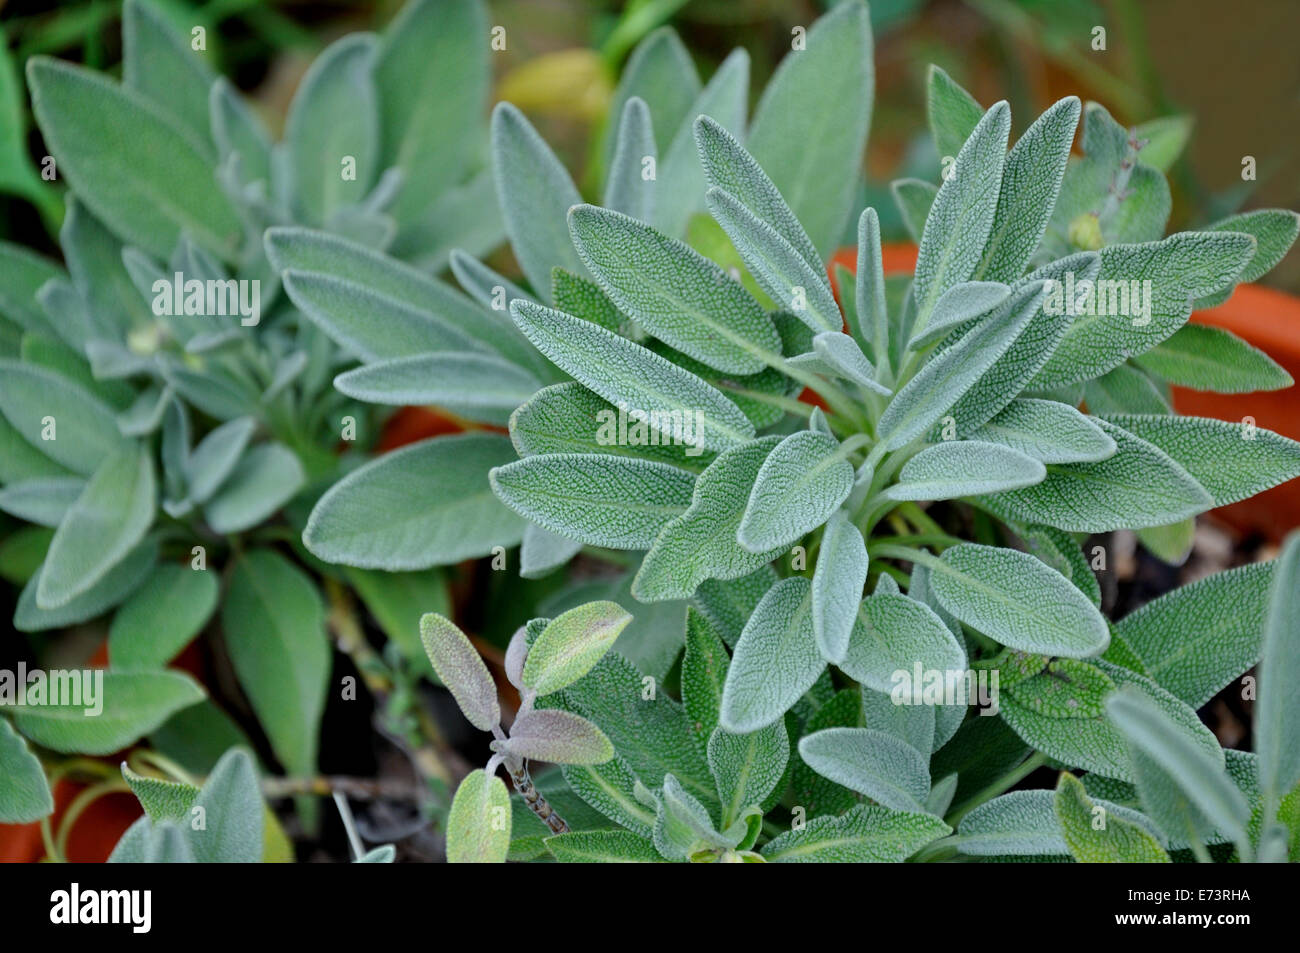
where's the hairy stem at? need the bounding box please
[505,758,569,835]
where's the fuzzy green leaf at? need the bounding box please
[306,433,525,570]
[681,609,730,751]
[708,719,788,828]
[1055,771,1170,862]
[545,829,664,863]
[419,613,499,731]
[122,0,215,148]
[886,441,1045,501]
[719,577,822,733]
[926,65,982,163]
[570,204,780,374]
[971,398,1116,464]
[1258,533,1300,807]
[738,431,854,552]
[839,592,967,694]
[202,443,303,535]
[1134,324,1291,393]
[0,360,131,476]
[507,709,614,765]
[492,453,695,550]
[798,727,930,813]
[334,352,540,426]
[764,803,949,863]
[603,96,656,221]
[108,563,218,671]
[928,543,1109,657]
[447,769,511,864]
[811,511,869,663]
[0,717,53,823]
[15,540,157,633]
[524,601,632,696]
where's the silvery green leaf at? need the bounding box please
[523,600,632,695]
[449,248,534,314]
[603,96,655,221]
[27,58,242,259]
[520,523,583,580]
[0,242,62,336]
[333,352,540,426]
[861,685,938,755]
[891,178,938,245]
[957,787,1162,857]
[694,115,823,281]
[419,612,497,729]
[1133,324,1292,393]
[811,510,868,663]
[122,0,214,149]
[506,709,614,765]
[839,592,966,694]
[569,204,779,375]
[975,97,1081,282]
[375,0,488,223]
[305,433,525,570]
[511,299,754,451]
[492,453,694,550]
[0,717,53,823]
[116,385,171,437]
[708,719,788,827]
[681,608,730,750]
[719,577,821,733]
[653,50,748,239]
[222,550,328,776]
[928,542,1109,657]
[1083,364,1171,416]
[0,476,83,527]
[1195,209,1299,307]
[61,198,149,338]
[390,168,504,270]
[874,573,901,596]
[909,280,1011,350]
[184,415,255,505]
[812,332,891,396]
[561,756,656,838]
[1030,232,1257,389]
[746,0,873,257]
[108,562,218,671]
[1133,114,1193,172]
[913,101,1010,322]
[15,539,157,633]
[1107,687,1249,853]
[159,362,257,422]
[971,398,1116,464]
[878,281,1045,450]
[1013,523,1102,607]
[356,845,396,863]
[280,269,485,364]
[447,769,511,864]
[854,208,889,363]
[601,26,698,171]
[925,772,959,817]
[187,749,263,863]
[491,102,586,296]
[285,33,377,224]
[559,652,717,810]
[545,830,663,863]
[509,382,712,471]
[1001,660,1219,782]
[798,727,930,813]
[12,669,203,755]
[653,773,732,860]
[982,418,1213,532]
[1114,561,1274,709]
[1056,771,1170,863]
[763,803,949,863]
[926,65,982,164]
[1006,657,1115,718]
[0,360,131,475]
[1100,414,1300,508]
[634,437,782,602]
[552,267,622,332]
[38,446,153,610]
[886,441,1045,501]
[706,187,842,334]
[738,431,854,552]
[694,566,779,650]
[203,443,304,535]
[1257,533,1300,809]
[210,78,271,188]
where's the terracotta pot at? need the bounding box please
[828,243,1300,539]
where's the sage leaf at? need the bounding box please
[839,592,967,694]
[681,608,730,752]
[737,431,854,553]
[811,510,868,663]
[1134,324,1291,393]
[970,398,1117,464]
[15,540,157,633]
[1055,771,1170,863]
[507,710,614,765]
[885,441,1045,501]
[719,577,822,733]
[798,727,930,813]
[122,0,215,149]
[569,204,780,374]
[1257,533,1300,809]
[926,65,982,163]
[707,719,789,827]
[419,612,499,731]
[603,96,656,221]
[928,542,1110,657]
[305,433,525,570]
[511,299,754,451]
[545,829,663,863]
[0,360,131,476]
[187,748,264,863]
[184,416,256,505]
[108,562,219,671]
[0,717,53,822]
[812,332,891,395]
[909,280,1011,350]
[523,601,632,696]
[0,476,84,527]
[447,769,511,864]
[334,352,540,426]
[763,803,949,863]
[38,446,154,610]
[202,443,303,535]
[221,550,330,775]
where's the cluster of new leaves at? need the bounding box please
[328,1,1300,861]
[0,0,492,828]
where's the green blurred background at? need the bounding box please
[3,0,1296,287]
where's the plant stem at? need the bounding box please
[263,775,425,802]
[944,752,1050,827]
[504,758,569,835]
